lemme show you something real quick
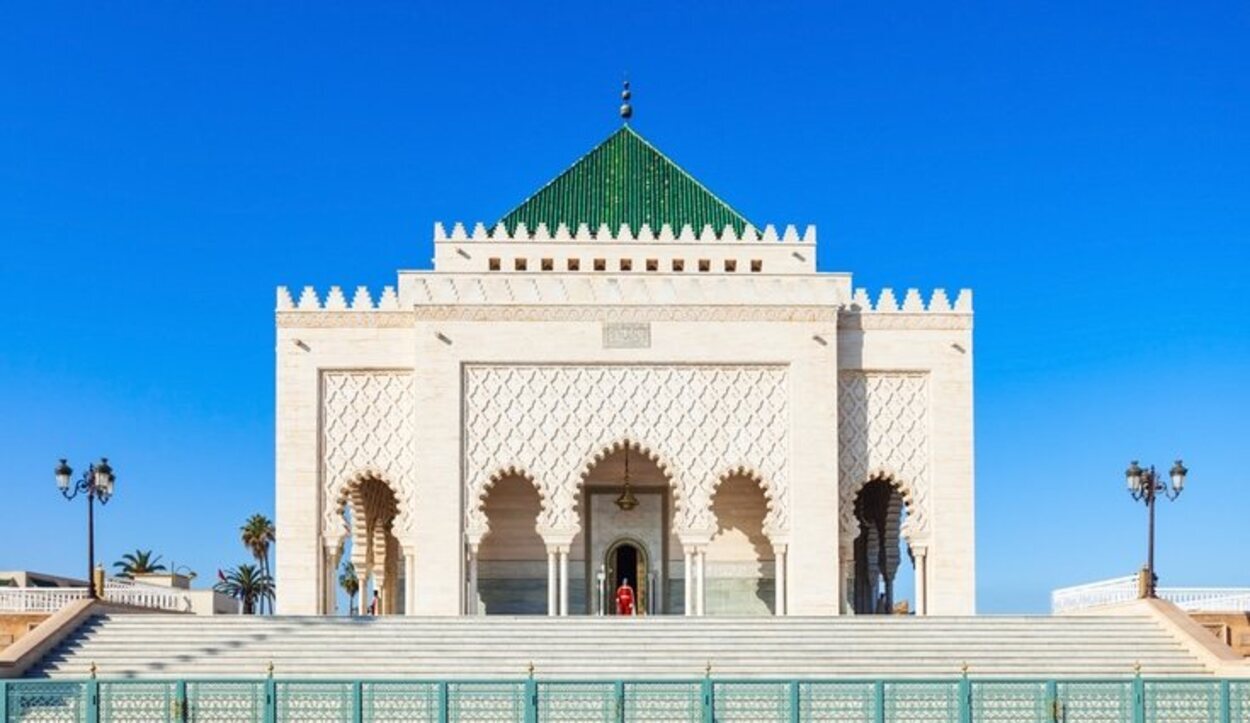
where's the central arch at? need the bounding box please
[577,440,680,615]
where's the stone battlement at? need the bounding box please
[849,288,973,313]
[434,221,816,244]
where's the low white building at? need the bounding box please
[274,116,975,618]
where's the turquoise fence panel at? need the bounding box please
[713,681,792,722]
[446,682,526,723]
[883,682,961,723]
[1143,681,1224,723]
[970,681,1049,722]
[536,682,615,722]
[622,682,702,722]
[1230,682,1250,721]
[1057,681,1135,723]
[274,681,354,723]
[797,681,877,723]
[6,681,87,723]
[185,681,265,723]
[98,681,176,723]
[360,682,439,723]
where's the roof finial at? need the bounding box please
[619,79,633,122]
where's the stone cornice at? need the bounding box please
[277,306,971,329]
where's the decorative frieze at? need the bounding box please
[463,365,790,542]
[837,372,930,545]
[321,371,416,549]
[434,221,817,245]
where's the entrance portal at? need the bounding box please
[605,539,648,614]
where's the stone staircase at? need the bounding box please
[26,614,1213,679]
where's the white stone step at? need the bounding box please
[25,613,1213,679]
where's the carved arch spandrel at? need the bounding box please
[463,365,790,539]
[466,466,547,545]
[837,372,930,546]
[321,371,416,546]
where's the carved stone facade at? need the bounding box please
[274,123,974,617]
[320,371,416,551]
[837,372,930,545]
[463,364,789,543]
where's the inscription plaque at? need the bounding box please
[602,322,651,349]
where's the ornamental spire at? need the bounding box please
[619,79,632,122]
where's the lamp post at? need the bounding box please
[55,458,116,599]
[1124,459,1188,599]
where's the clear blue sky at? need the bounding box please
[2,2,1247,613]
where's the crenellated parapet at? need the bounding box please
[839,288,973,330]
[434,221,816,244]
[277,285,401,311]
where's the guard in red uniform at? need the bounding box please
[615,578,635,616]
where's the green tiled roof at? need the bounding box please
[497,125,751,237]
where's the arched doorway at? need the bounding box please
[478,473,546,615]
[579,442,676,615]
[336,473,404,615]
[708,473,775,615]
[604,538,649,614]
[851,476,915,615]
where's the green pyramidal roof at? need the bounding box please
[497,125,751,237]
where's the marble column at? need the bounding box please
[683,548,694,616]
[405,554,417,617]
[695,548,706,616]
[356,572,369,615]
[558,547,570,616]
[546,548,558,616]
[773,544,787,616]
[466,544,479,615]
[914,546,928,616]
[839,544,855,615]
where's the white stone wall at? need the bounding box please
[274,227,975,617]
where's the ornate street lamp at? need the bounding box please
[1124,459,1188,599]
[55,457,116,599]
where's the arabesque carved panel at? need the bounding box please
[322,371,415,546]
[464,365,789,540]
[838,372,929,544]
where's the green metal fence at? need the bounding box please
[1,677,1247,722]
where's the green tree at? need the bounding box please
[338,561,360,615]
[240,514,275,613]
[112,550,166,579]
[214,564,274,615]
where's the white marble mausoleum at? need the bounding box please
[273,117,975,619]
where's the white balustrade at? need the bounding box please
[0,578,192,614]
[1052,575,1250,613]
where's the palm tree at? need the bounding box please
[112,550,166,579]
[240,514,275,613]
[338,561,360,614]
[214,564,274,615]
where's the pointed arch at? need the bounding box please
[569,438,684,533]
[711,465,784,540]
[840,468,924,546]
[467,465,547,545]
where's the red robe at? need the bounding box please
[615,583,635,615]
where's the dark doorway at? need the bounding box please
[613,544,638,591]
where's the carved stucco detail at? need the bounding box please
[321,371,415,549]
[838,372,929,546]
[464,365,789,542]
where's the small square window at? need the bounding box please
[724,259,737,272]
[593,258,606,271]
[698,259,711,272]
[567,258,580,271]
[619,259,632,271]
[541,258,553,271]
[514,258,527,271]
[672,259,685,272]
[488,258,501,271]
[646,259,658,272]
[751,259,763,273]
